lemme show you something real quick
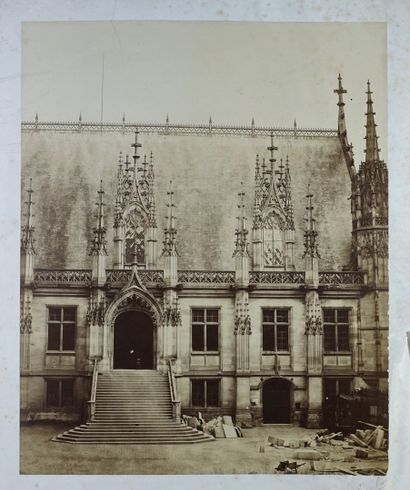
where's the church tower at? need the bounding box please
[352,81,388,286]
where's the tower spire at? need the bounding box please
[90,180,107,256]
[233,182,249,257]
[364,80,381,164]
[21,178,36,255]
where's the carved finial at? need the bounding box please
[364,80,380,164]
[267,131,278,173]
[122,113,125,123]
[233,182,249,257]
[35,112,38,123]
[79,112,82,122]
[303,185,320,258]
[255,154,260,175]
[334,73,347,107]
[131,129,142,172]
[166,114,169,124]
[90,180,107,256]
[21,178,36,254]
[162,180,177,256]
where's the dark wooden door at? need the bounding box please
[263,378,291,423]
[114,311,153,369]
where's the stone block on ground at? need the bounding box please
[343,455,355,462]
[222,415,234,426]
[330,439,344,446]
[214,423,225,438]
[268,436,285,446]
[289,440,300,448]
[292,449,322,461]
[222,423,238,438]
[187,416,199,429]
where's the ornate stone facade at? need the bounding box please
[20,77,388,429]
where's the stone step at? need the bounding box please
[58,432,211,440]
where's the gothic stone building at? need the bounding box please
[20,77,388,430]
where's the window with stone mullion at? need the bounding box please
[262,308,289,352]
[47,307,76,352]
[323,309,350,353]
[191,309,219,352]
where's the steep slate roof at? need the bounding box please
[21,124,351,271]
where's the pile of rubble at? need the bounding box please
[265,422,388,476]
[314,422,388,454]
[181,413,243,438]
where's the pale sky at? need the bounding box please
[22,21,387,163]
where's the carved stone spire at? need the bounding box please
[21,179,36,284]
[162,180,177,257]
[90,180,107,256]
[282,156,294,229]
[21,178,35,256]
[334,74,356,180]
[233,183,249,258]
[364,80,381,164]
[303,185,320,260]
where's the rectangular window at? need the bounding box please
[191,379,220,407]
[47,307,76,352]
[46,379,74,408]
[191,309,219,352]
[323,308,351,353]
[262,308,289,352]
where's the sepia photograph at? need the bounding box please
[19,21,388,476]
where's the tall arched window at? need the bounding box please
[124,206,146,266]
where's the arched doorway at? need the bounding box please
[113,311,154,369]
[262,378,292,423]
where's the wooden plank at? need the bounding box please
[349,434,368,448]
[358,421,388,433]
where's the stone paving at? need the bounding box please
[20,423,388,475]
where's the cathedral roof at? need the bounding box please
[21,122,351,271]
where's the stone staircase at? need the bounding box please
[54,370,214,444]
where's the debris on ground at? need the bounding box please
[181,413,243,439]
[312,423,388,452]
[265,423,388,476]
[275,460,306,474]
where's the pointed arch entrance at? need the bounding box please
[262,378,292,423]
[113,310,154,369]
[103,281,163,372]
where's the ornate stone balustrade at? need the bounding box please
[249,271,305,284]
[318,271,365,285]
[33,269,92,287]
[177,270,235,286]
[22,119,337,139]
[33,269,365,288]
[106,269,164,287]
